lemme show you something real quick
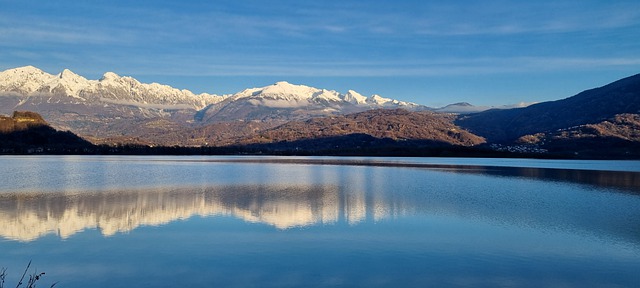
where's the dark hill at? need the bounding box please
[0,111,94,153]
[456,73,640,142]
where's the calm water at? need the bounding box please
[1,156,639,288]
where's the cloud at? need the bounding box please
[0,26,124,45]
[0,13,136,46]
[380,1,640,36]
[105,54,640,78]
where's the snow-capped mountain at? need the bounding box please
[0,66,429,139]
[0,66,224,109]
[229,81,421,109]
[0,66,424,113]
[198,81,428,122]
[344,90,368,105]
[0,66,58,95]
[95,71,223,110]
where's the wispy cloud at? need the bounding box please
[0,14,135,46]
[363,1,640,36]
[0,26,126,45]
[106,54,640,78]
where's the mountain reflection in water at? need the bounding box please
[1,162,639,243]
[0,184,404,241]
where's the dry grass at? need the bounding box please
[0,261,57,288]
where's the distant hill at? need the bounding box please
[434,102,532,114]
[456,73,640,142]
[241,109,485,147]
[93,109,485,148]
[230,109,490,156]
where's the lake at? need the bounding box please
[1,156,639,287]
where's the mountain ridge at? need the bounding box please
[0,66,425,112]
[0,66,224,109]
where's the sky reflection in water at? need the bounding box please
[0,156,639,287]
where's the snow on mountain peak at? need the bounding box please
[236,81,319,101]
[11,65,45,75]
[344,90,367,104]
[264,81,316,97]
[59,69,74,78]
[93,72,223,109]
[230,81,424,110]
[57,69,89,83]
[274,81,292,86]
[45,69,94,98]
[0,66,224,109]
[367,94,392,105]
[0,66,56,94]
[100,72,121,82]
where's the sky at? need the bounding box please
[1,0,639,107]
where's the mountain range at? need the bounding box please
[0,66,429,137]
[1,66,639,158]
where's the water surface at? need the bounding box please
[1,156,639,287]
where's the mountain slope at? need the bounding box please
[457,73,640,142]
[239,109,485,147]
[92,109,484,148]
[515,113,640,158]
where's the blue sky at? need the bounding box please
[1,0,639,107]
